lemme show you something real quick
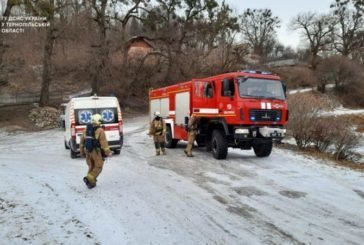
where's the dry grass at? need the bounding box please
[335,114,364,133]
[276,143,364,172]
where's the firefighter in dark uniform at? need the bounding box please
[148,111,167,156]
[184,114,200,157]
[80,114,112,188]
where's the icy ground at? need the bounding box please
[1,116,364,245]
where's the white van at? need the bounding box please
[62,95,123,158]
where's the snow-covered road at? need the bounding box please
[1,116,364,244]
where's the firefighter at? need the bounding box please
[184,114,200,157]
[148,111,167,156]
[80,114,112,189]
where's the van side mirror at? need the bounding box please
[60,115,65,129]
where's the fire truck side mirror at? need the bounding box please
[282,82,287,97]
[184,116,189,130]
[185,116,189,125]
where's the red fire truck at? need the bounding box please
[148,70,288,159]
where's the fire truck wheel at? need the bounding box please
[196,136,206,147]
[165,126,178,148]
[211,130,228,159]
[253,140,273,157]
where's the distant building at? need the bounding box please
[266,59,300,68]
[127,36,154,62]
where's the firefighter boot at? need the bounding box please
[84,173,96,189]
[155,142,161,156]
[83,177,96,189]
[184,149,193,157]
[160,142,166,155]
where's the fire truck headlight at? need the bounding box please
[235,128,249,134]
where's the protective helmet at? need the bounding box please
[154,111,161,117]
[92,114,103,125]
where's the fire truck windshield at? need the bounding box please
[237,77,285,100]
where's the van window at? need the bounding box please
[99,108,117,123]
[76,109,93,125]
[75,108,118,125]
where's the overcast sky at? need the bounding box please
[224,0,334,50]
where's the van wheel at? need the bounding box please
[211,129,228,159]
[165,126,178,148]
[70,149,77,159]
[253,140,273,157]
[64,140,70,150]
[114,149,121,155]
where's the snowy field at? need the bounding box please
[1,116,364,244]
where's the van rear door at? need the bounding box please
[94,98,122,149]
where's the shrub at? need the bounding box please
[288,92,360,160]
[287,93,332,149]
[310,117,336,152]
[330,118,360,160]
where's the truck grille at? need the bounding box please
[249,110,282,122]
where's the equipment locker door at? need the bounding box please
[175,92,190,125]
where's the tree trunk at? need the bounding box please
[121,24,128,67]
[164,45,173,83]
[310,54,318,70]
[91,0,108,95]
[317,83,326,93]
[0,1,14,74]
[39,0,55,107]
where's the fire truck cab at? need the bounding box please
[149,70,288,159]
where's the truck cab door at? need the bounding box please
[218,78,237,117]
[192,80,218,117]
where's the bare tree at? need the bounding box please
[239,8,280,59]
[206,1,240,72]
[290,12,334,69]
[142,0,220,82]
[330,0,364,56]
[353,0,364,12]
[89,0,109,95]
[351,30,364,63]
